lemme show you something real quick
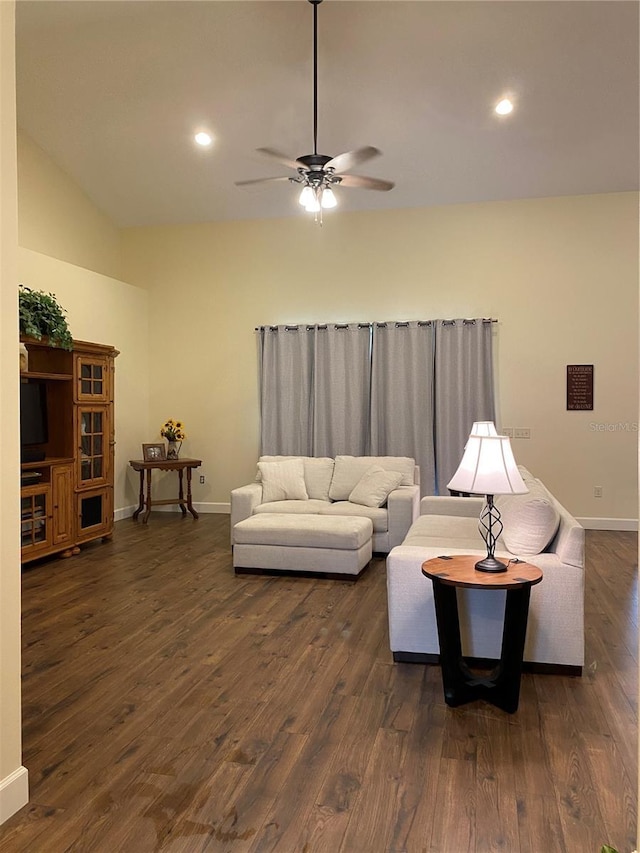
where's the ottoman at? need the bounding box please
[233,513,373,579]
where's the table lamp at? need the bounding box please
[469,421,498,437]
[447,434,527,572]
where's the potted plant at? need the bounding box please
[19,285,74,350]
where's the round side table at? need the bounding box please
[422,554,543,713]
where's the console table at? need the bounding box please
[422,555,543,713]
[129,458,202,523]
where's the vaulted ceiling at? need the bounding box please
[15,0,639,227]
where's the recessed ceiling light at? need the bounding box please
[194,132,212,146]
[495,98,514,116]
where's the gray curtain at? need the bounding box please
[434,319,496,494]
[313,325,371,457]
[370,322,436,495]
[259,325,314,455]
[258,317,496,494]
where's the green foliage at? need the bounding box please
[601,846,619,853]
[19,285,73,350]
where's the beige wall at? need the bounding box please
[0,0,28,823]
[122,192,639,522]
[16,123,638,522]
[17,130,122,281]
[18,249,150,515]
[16,129,149,516]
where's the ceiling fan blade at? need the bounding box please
[256,147,305,171]
[234,176,293,187]
[337,174,395,191]
[326,146,381,174]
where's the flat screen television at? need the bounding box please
[20,381,48,461]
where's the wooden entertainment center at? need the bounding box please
[20,337,119,563]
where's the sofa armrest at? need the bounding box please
[230,482,263,544]
[387,484,420,548]
[420,495,484,519]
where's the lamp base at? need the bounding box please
[474,555,508,573]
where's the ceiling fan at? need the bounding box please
[235,0,394,219]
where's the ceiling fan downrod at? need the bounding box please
[310,0,322,158]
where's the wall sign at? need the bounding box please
[567,364,594,410]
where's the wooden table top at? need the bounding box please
[422,554,542,590]
[129,458,202,471]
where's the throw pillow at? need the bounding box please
[349,465,404,508]
[258,459,309,502]
[329,455,415,500]
[255,456,334,501]
[496,479,560,555]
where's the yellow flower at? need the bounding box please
[160,418,186,442]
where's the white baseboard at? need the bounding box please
[194,502,230,514]
[115,502,230,520]
[115,505,137,521]
[577,517,638,531]
[0,766,28,825]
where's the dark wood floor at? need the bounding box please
[0,516,636,852]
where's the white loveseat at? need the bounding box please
[231,455,420,554]
[386,467,585,674]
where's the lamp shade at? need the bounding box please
[299,185,314,207]
[447,435,527,496]
[321,186,337,209]
[469,421,498,437]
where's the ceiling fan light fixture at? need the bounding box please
[320,186,337,209]
[304,192,321,213]
[299,185,315,207]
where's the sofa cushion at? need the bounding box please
[301,458,335,501]
[349,465,404,508]
[495,480,560,555]
[329,455,415,500]
[403,514,501,552]
[234,513,372,550]
[254,499,330,515]
[258,459,309,502]
[257,456,335,501]
[320,501,389,533]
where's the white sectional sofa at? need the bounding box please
[386,467,585,674]
[231,455,420,554]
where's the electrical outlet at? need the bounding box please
[503,427,513,438]
[199,475,205,484]
[594,486,603,498]
[514,428,531,439]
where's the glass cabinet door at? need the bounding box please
[77,406,110,488]
[75,355,110,403]
[21,487,51,551]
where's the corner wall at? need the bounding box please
[16,127,150,517]
[0,0,28,823]
[17,249,150,515]
[122,192,639,523]
[17,130,122,280]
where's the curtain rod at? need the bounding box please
[255,319,498,331]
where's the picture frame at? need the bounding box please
[142,443,166,462]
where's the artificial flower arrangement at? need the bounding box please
[160,418,186,442]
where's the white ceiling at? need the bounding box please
[15,0,639,228]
